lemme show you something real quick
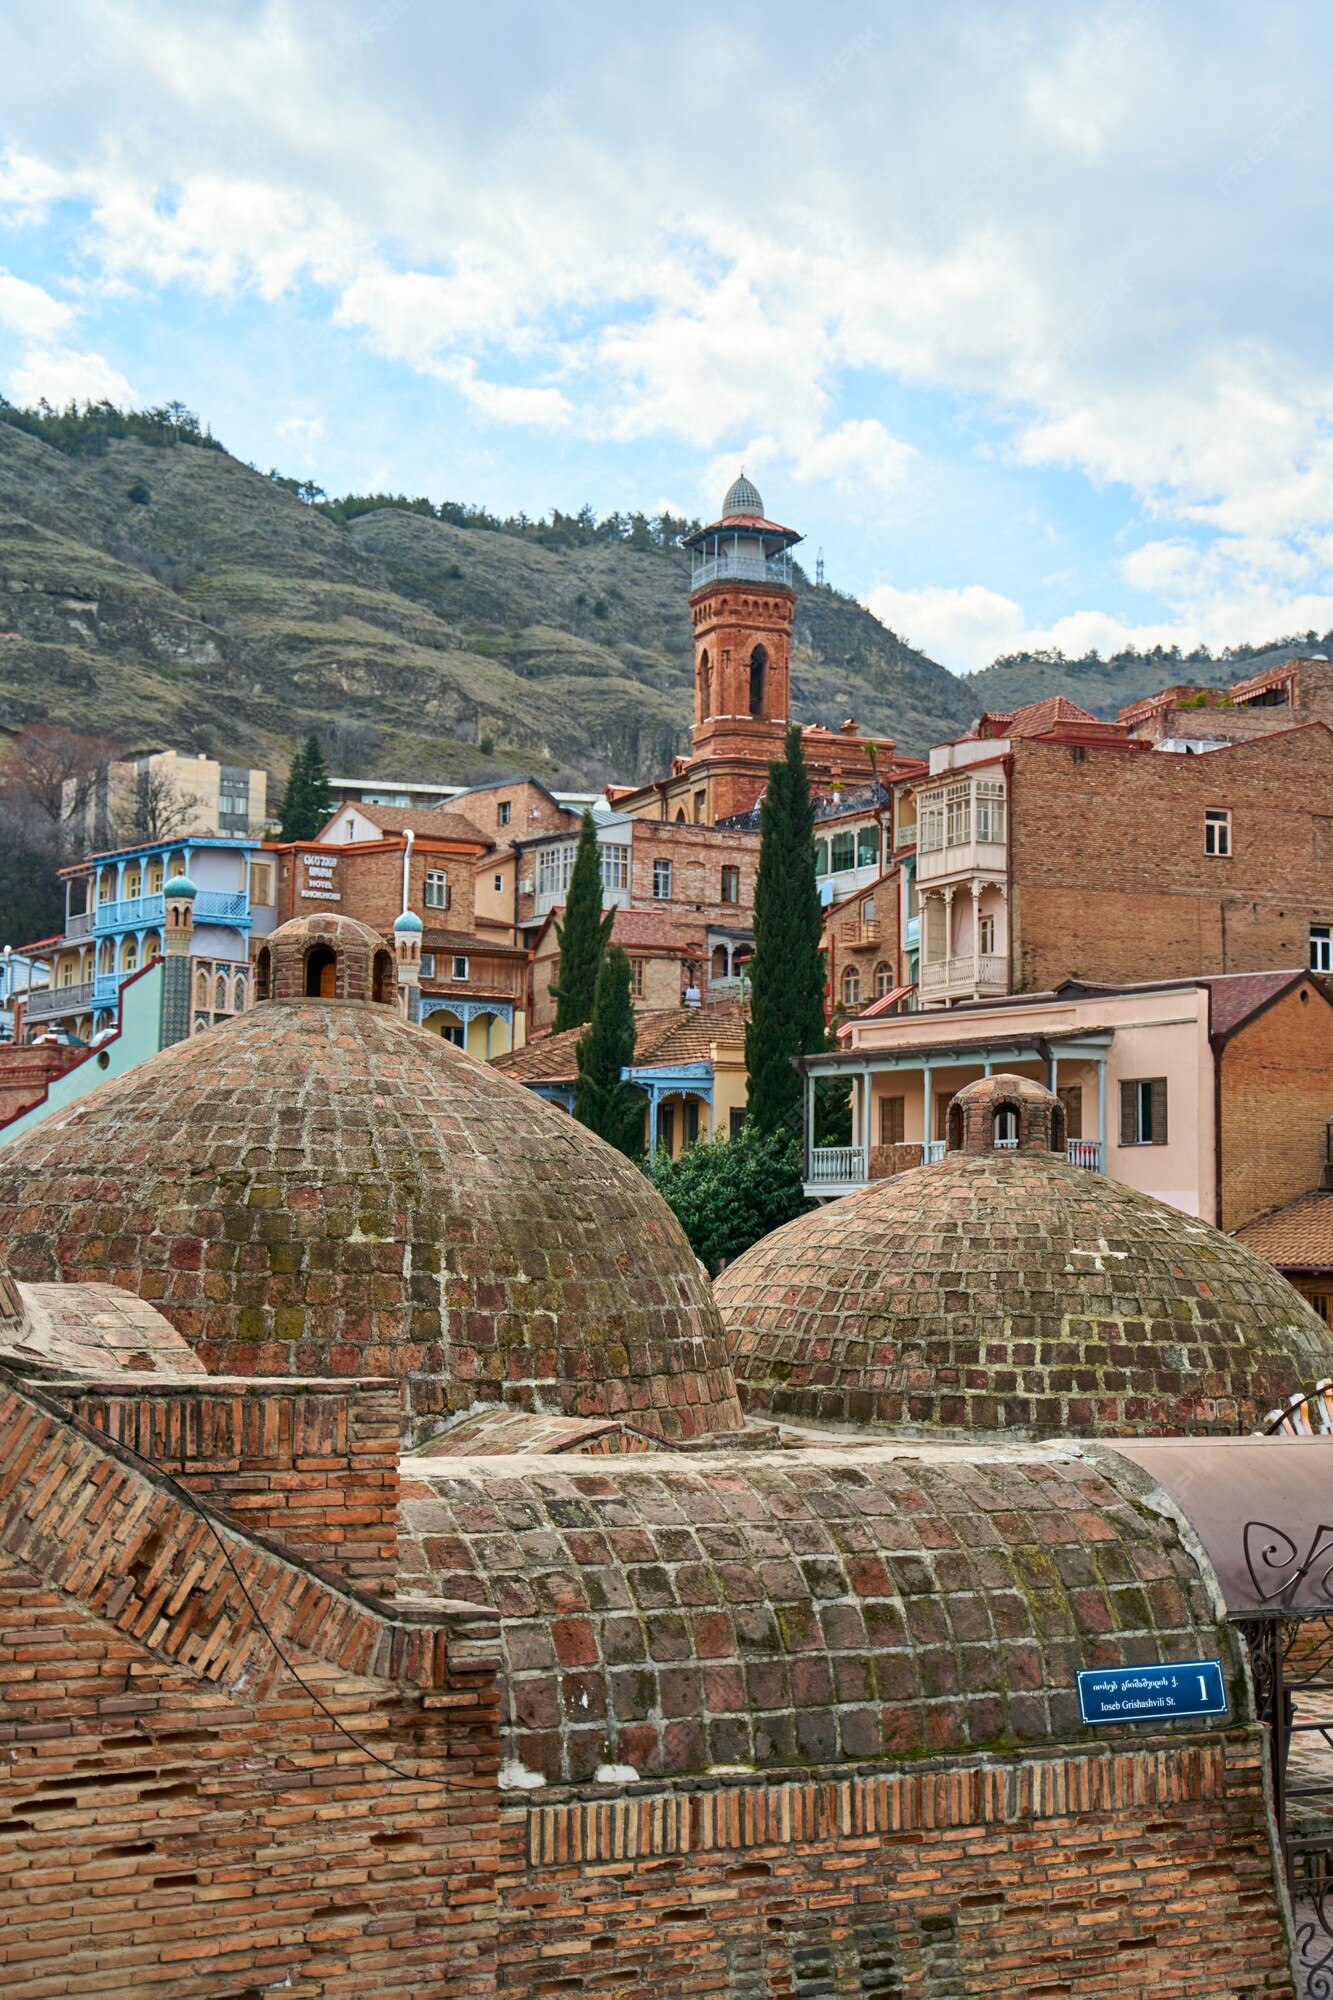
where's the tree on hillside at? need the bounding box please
[280,734,333,842]
[573,947,644,1159]
[550,810,615,1032]
[0,725,118,944]
[745,724,826,1140]
[647,1130,808,1273]
[126,766,202,843]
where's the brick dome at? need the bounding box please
[716,1079,1333,1437]
[0,919,744,1445]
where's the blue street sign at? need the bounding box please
[1077,1659,1228,1725]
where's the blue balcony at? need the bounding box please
[93,971,123,1006]
[92,888,249,933]
[95,893,164,932]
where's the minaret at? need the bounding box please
[160,873,197,1046]
[679,475,802,818]
[393,909,423,1024]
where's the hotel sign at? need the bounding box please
[299,852,341,902]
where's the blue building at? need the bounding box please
[28,836,266,1042]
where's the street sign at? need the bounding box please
[1076,1659,1228,1725]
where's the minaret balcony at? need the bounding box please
[691,548,794,590]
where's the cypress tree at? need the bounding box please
[744,723,826,1139]
[573,947,644,1158]
[279,733,333,841]
[551,809,615,1031]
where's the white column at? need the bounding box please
[862,1069,872,1165]
[971,881,982,995]
[922,1063,933,1158]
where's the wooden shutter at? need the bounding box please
[1119,1080,1137,1145]
[1151,1077,1168,1145]
[1057,1085,1082,1140]
[880,1096,905,1145]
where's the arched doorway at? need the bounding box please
[305,945,337,997]
[372,950,394,1005]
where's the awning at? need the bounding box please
[1105,1436,1333,1619]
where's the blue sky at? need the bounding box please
[2,0,1331,670]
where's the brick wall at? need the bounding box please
[630,820,761,922]
[0,1372,502,1999]
[0,1041,83,1124]
[1010,727,1333,990]
[47,1375,402,1594]
[825,868,903,1012]
[498,1740,1291,1997]
[1219,975,1333,1230]
[275,840,483,935]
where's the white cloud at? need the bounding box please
[6,344,135,407]
[0,269,72,341]
[863,583,1025,670]
[276,414,325,444]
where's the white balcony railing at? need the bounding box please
[805,1134,1101,1191]
[28,981,94,1018]
[806,1146,867,1185]
[919,954,1008,995]
[1066,1139,1103,1170]
[922,1139,947,1163]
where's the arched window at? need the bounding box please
[813,839,828,877]
[233,974,248,1011]
[699,649,711,715]
[1050,1102,1067,1153]
[215,972,229,1012]
[857,824,879,867]
[675,808,687,823]
[194,967,209,1007]
[120,938,138,974]
[993,1103,1020,1148]
[305,944,337,997]
[254,947,271,1002]
[947,1101,964,1152]
[143,932,161,964]
[748,643,767,716]
[372,950,394,1004]
[842,966,861,1006]
[873,960,893,997]
[98,940,114,975]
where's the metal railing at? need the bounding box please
[806,1146,867,1185]
[28,981,93,1018]
[92,888,250,932]
[691,551,793,590]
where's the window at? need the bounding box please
[420,952,436,977]
[248,861,274,906]
[425,869,450,910]
[146,861,164,895]
[978,915,995,955]
[945,782,971,848]
[536,845,574,899]
[975,781,1006,843]
[1057,1085,1083,1140]
[861,898,873,923]
[873,961,894,997]
[600,845,629,893]
[659,1105,675,1156]
[814,839,829,877]
[693,790,706,823]
[1312,926,1333,973]
[994,1106,1019,1148]
[923,895,947,961]
[653,858,673,900]
[830,830,855,873]
[857,824,879,867]
[1120,1077,1168,1146]
[879,1095,905,1145]
[497,800,511,826]
[493,872,504,892]
[629,957,646,998]
[729,1106,746,1140]
[918,793,945,853]
[720,865,740,904]
[1205,808,1231,857]
[683,1099,700,1147]
[842,966,861,1006]
[451,955,469,981]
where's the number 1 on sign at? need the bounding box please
[1199,1677,1208,1700]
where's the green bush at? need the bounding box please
[647,1131,808,1274]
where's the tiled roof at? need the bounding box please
[1201,969,1313,1040]
[1234,1192,1333,1272]
[329,804,491,846]
[965,695,1104,740]
[493,1002,747,1086]
[608,907,703,952]
[421,928,527,957]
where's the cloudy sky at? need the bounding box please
[0,0,1328,670]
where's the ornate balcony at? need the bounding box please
[919,953,1008,1000]
[804,1135,1101,1196]
[690,549,793,590]
[28,982,93,1018]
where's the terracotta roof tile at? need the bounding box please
[1202,969,1310,1039]
[1234,1192,1333,1272]
[493,1002,747,1086]
[328,804,491,846]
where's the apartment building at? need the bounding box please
[1119,652,1333,746]
[62,750,268,847]
[896,696,1333,1008]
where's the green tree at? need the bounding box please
[550,810,615,1032]
[744,724,826,1139]
[280,733,333,842]
[647,1131,808,1273]
[573,948,644,1159]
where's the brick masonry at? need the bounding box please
[0,1368,503,2000]
[1008,725,1333,990]
[717,1148,1333,1434]
[1220,974,1333,1230]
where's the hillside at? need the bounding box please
[0,420,975,790]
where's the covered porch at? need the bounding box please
[802,1030,1111,1196]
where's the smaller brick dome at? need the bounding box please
[255,912,398,1006]
[716,1079,1333,1438]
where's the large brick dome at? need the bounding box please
[0,917,744,1445]
[716,1075,1333,1438]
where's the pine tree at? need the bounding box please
[744,723,826,1139]
[279,733,333,842]
[573,948,644,1158]
[551,810,615,1031]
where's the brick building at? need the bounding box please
[896,695,1333,1007]
[1119,650,1333,745]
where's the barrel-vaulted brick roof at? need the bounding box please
[715,1150,1333,1437]
[0,977,744,1448]
[397,1443,1240,1786]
